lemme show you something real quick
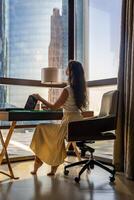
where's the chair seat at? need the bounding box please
[68,132,116,143]
[69,132,116,142]
[95,132,116,140]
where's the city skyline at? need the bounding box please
[5,0,64,108]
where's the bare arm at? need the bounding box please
[33,88,68,110]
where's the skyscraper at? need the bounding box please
[48,8,63,68]
[48,1,68,103]
[48,8,63,103]
[48,0,68,70]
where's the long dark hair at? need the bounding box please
[68,60,87,110]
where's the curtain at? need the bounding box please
[114,0,134,180]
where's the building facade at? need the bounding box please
[48,8,63,103]
[48,8,63,68]
[48,1,68,103]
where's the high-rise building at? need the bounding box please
[48,8,63,68]
[48,0,68,70]
[48,8,63,103]
[48,1,68,103]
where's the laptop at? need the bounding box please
[24,95,38,110]
[0,95,38,111]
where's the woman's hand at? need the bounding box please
[41,104,49,110]
[32,94,42,101]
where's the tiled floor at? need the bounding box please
[0,157,134,200]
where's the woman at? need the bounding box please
[30,60,87,176]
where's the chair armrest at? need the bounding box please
[81,111,94,118]
[67,115,116,141]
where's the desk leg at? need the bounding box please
[0,121,19,179]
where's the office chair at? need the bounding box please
[64,90,119,183]
[66,111,94,161]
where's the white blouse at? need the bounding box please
[63,85,80,112]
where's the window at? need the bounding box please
[89,0,122,80]
[88,85,117,115]
[1,128,34,158]
[0,0,68,158]
[75,0,122,81]
[75,0,122,159]
[0,0,122,160]
[6,0,68,80]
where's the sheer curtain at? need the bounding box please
[114,0,134,180]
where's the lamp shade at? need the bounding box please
[41,67,63,83]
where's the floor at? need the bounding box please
[0,157,134,200]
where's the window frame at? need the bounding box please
[0,0,118,163]
[0,0,117,126]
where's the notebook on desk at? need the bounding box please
[0,95,38,111]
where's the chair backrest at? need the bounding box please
[99,90,119,118]
[67,90,119,142]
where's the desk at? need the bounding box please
[0,110,63,179]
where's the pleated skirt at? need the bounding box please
[30,112,83,166]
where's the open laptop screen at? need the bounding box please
[24,95,38,110]
[0,95,38,111]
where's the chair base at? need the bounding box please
[64,158,116,183]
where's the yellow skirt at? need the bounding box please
[30,112,83,166]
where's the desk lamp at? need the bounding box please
[41,67,63,84]
[41,67,64,106]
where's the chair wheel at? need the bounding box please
[64,170,69,175]
[110,177,115,182]
[75,177,80,183]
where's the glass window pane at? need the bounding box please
[87,85,117,159]
[0,85,63,125]
[0,0,68,107]
[0,85,50,126]
[87,140,114,160]
[89,0,122,80]
[0,85,62,158]
[88,85,117,115]
[3,0,68,80]
[75,0,122,81]
[0,128,34,158]
[7,86,49,108]
[75,0,121,159]
[75,0,84,64]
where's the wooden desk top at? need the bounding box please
[0,109,94,122]
[0,110,63,121]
